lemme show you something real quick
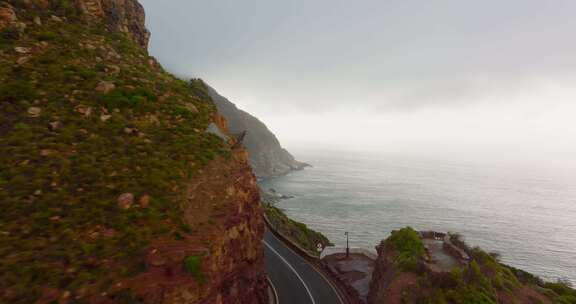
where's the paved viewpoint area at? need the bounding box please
[323,252,375,304]
[423,239,460,272]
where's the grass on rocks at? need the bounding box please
[388,226,425,272]
[264,204,331,256]
[0,10,228,302]
[384,228,576,303]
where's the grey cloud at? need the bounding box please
[139,0,576,113]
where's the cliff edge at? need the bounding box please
[0,1,267,303]
[207,85,308,179]
[368,227,575,304]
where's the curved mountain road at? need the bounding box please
[264,230,344,304]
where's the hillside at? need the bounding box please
[263,203,331,256]
[368,227,576,304]
[207,85,308,178]
[0,1,267,303]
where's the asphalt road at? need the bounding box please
[264,230,344,304]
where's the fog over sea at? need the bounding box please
[260,149,576,284]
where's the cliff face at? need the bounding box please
[130,148,268,304]
[368,228,561,304]
[76,0,150,48]
[0,1,267,303]
[207,85,308,178]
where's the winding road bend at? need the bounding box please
[264,230,344,304]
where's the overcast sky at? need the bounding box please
[140,0,576,167]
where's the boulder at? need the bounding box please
[184,102,199,114]
[14,47,31,54]
[0,4,17,30]
[139,194,151,208]
[28,107,42,117]
[48,121,62,131]
[50,15,63,22]
[100,114,112,122]
[117,193,134,210]
[95,81,115,93]
[17,57,30,65]
[75,105,93,117]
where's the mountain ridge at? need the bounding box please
[206,84,309,179]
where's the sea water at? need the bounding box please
[260,149,576,284]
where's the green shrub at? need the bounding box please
[264,204,331,255]
[98,88,157,112]
[50,0,82,18]
[184,256,206,284]
[0,27,19,48]
[389,227,425,272]
[35,30,59,42]
[544,280,576,303]
[189,78,212,101]
[0,80,38,102]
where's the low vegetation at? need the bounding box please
[417,248,521,303]
[388,227,425,272]
[183,256,206,284]
[0,5,227,302]
[379,228,576,303]
[264,203,331,256]
[542,280,576,304]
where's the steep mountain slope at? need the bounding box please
[207,85,308,178]
[0,1,267,303]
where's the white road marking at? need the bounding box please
[264,241,317,304]
[266,234,345,304]
[267,276,280,304]
[306,259,346,304]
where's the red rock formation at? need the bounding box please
[119,150,268,304]
[367,240,399,304]
[0,3,17,30]
[12,0,149,48]
[368,232,557,304]
[76,0,150,48]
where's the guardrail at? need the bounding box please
[263,214,357,304]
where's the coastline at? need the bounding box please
[258,149,576,285]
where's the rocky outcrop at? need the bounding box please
[367,239,400,304]
[367,229,558,304]
[123,150,268,304]
[0,3,17,30]
[76,0,150,48]
[6,0,149,48]
[207,85,309,178]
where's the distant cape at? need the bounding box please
[206,85,309,178]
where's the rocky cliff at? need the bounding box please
[207,85,308,178]
[0,1,267,303]
[76,0,150,49]
[367,228,573,304]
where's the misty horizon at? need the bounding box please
[141,0,576,167]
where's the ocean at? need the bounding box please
[260,149,576,284]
